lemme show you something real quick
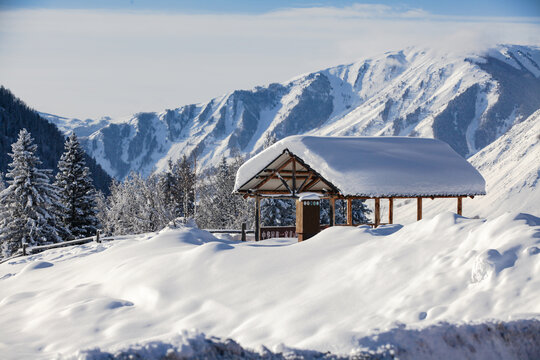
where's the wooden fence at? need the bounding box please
[0,231,113,264]
[0,222,300,264]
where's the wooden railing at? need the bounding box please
[205,223,254,242]
[0,231,114,264]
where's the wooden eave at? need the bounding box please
[235,149,341,198]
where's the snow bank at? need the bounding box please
[235,136,486,197]
[0,213,539,359]
[74,320,540,360]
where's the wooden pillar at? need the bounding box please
[291,159,296,196]
[255,195,261,241]
[241,223,246,242]
[388,198,394,224]
[417,197,422,221]
[330,197,336,226]
[347,198,352,225]
[374,198,381,228]
[457,197,463,216]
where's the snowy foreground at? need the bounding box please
[1,213,539,359]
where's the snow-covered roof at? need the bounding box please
[234,136,486,197]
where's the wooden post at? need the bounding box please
[255,196,261,242]
[457,197,463,216]
[417,197,422,221]
[347,198,352,225]
[241,223,246,241]
[388,198,394,224]
[291,158,296,196]
[374,198,380,228]
[22,243,26,256]
[330,197,336,226]
[95,230,101,243]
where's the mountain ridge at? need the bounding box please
[0,87,112,194]
[42,44,540,180]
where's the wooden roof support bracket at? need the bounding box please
[276,172,293,194]
[253,157,294,191]
[297,174,313,193]
[303,178,321,192]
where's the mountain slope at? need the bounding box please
[45,45,540,180]
[0,87,112,194]
[392,109,540,223]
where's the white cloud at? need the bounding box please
[0,5,539,119]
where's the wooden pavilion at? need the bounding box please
[234,136,486,241]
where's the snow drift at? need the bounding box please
[0,212,539,359]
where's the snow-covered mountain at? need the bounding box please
[44,44,540,179]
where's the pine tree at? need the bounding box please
[55,133,99,238]
[196,156,253,230]
[0,129,66,257]
[170,155,196,218]
[0,172,5,192]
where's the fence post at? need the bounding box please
[241,223,246,242]
[22,243,26,256]
[95,230,101,243]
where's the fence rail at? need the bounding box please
[25,235,115,255]
[0,224,257,264]
[205,223,254,241]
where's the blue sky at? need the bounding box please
[0,1,539,119]
[1,0,540,17]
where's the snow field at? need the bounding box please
[0,212,539,358]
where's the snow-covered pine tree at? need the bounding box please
[171,155,196,218]
[0,129,66,257]
[195,155,253,230]
[0,172,5,192]
[158,160,176,212]
[94,190,110,235]
[55,133,99,238]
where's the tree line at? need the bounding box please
[0,129,255,258]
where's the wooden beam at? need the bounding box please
[374,198,380,228]
[417,197,422,221]
[347,198,352,225]
[276,172,293,194]
[257,174,310,180]
[330,197,336,226]
[297,174,313,193]
[457,197,463,216]
[253,157,293,191]
[292,158,297,196]
[388,198,394,224]
[303,178,321,191]
[255,196,261,241]
[273,170,310,175]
